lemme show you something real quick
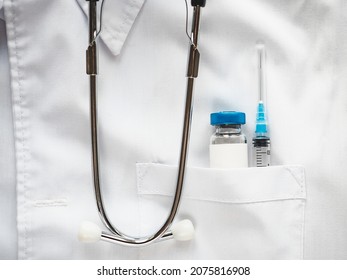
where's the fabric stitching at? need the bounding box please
[285,166,305,196]
[301,200,306,259]
[137,187,143,260]
[137,163,307,259]
[119,0,135,41]
[136,164,143,260]
[298,168,306,259]
[104,0,137,44]
[101,0,144,54]
[136,164,143,192]
[136,163,150,193]
[74,0,142,55]
[33,199,68,208]
[137,164,307,203]
[136,193,306,205]
[9,0,29,260]
[100,4,130,49]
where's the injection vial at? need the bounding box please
[209,111,248,168]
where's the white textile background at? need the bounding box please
[0,0,346,259]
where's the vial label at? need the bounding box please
[209,143,248,168]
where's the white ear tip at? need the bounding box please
[78,221,102,243]
[171,219,195,241]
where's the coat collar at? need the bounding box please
[76,0,146,56]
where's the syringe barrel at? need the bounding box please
[253,137,271,167]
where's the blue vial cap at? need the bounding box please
[210,111,246,126]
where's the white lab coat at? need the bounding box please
[0,0,346,259]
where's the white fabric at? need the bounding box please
[0,0,4,20]
[136,164,305,259]
[1,0,347,259]
[0,16,17,260]
[76,0,146,56]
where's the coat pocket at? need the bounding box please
[136,163,306,259]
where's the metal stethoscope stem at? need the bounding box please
[81,0,205,246]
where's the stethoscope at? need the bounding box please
[78,0,206,247]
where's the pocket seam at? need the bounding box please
[285,166,306,197]
[136,163,306,204]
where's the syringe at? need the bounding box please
[253,42,271,167]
